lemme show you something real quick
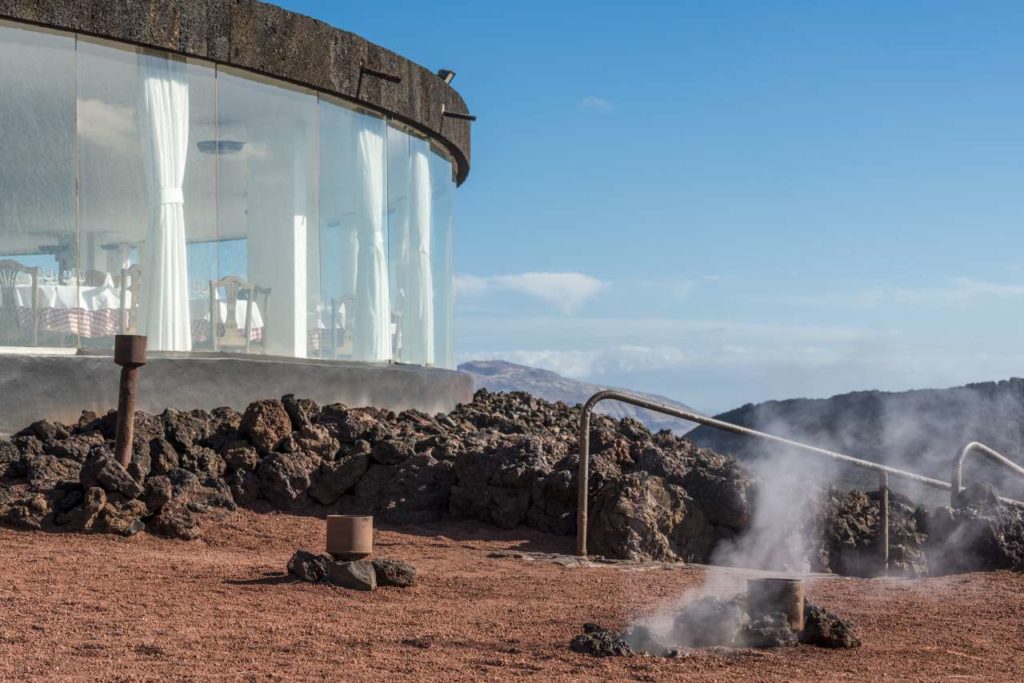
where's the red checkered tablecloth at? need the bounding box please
[17,307,124,338]
[191,319,263,344]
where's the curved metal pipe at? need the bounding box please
[576,389,957,558]
[951,441,1024,507]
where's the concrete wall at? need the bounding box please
[0,354,473,434]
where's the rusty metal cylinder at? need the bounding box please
[113,334,147,469]
[326,515,373,560]
[747,578,805,631]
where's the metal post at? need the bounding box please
[879,470,889,577]
[576,402,593,556]
[113,335,147,469]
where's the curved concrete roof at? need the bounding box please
[0,0,473,184]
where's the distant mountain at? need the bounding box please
[458,359,699,434]
[687,378,1024,500]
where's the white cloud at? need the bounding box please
[457,272,608,313]
[773,277,1024,309]
[579,96,614,111]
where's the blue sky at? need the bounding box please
[285,0,1024,413]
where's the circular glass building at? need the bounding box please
[0,1,473,431]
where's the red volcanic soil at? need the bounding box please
[1,511,1022,681]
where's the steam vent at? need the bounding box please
[0,0,474,433]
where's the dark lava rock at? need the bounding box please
[240,400,292,455]
[55,486,107,531]
[375,453,452,525]
[923,483,1024,574]
[800,603,861,649]
[371,438,415,466]
[308,453,369,505]
[817,488,927,577]
[23,419,70,442]
[148,499,201,540]
[741,613,798,648]
[26,454,81,489]
[589,472,711,562]
[80,453,144,499]
[143,475,173,513]
[256,452,316,509]
[163,409,211,451]
[226,469,260,506]
[287,550,332,583]
[222,443,261,472]
[570,624,634,657]
[325,559,376,591]
[149,438,180,475]
[93,500,147,537]
[3,493,50,530]
[372,559,416,587]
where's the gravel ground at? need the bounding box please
[1,511,1022,682]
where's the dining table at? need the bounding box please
[5,275,128,338]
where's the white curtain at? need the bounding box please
[138,54,191,351]
[403,138,434,365]
[353,121,391,361]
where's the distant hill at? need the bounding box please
[458,359,699,434]
[687,378,1024,500]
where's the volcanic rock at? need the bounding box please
[799,603,861,648]
[256,452,316,509]
[143,475,173,513]
[570,624,634,657]
[742,613,798,648]
[287,550,332,583]
[80,452,143,499]
[588,472,711,562]
[240,400,292,455]
[308,453,369,505]
[148,499,201,540]
[325,559,376,591]
[372,559,416,587]
[55,486,107,531]
[149,438,180,475]
[923,483,1024,573]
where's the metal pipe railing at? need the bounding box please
[951,441,1024,506]
[577,390,955,564]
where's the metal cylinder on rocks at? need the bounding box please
[747,578,805,631]
[113,334,147,469]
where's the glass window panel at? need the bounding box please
[216,69,318,358]
[0,22,76,348]
[78,40,216,352]
[387,126,412,363]
[430,149,456,370]
[319,98,390,362]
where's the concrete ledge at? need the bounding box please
[0,354,473,434]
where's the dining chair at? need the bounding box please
[0,259,40,346]
[119,264,142,334]
[209,275,270,353]
[328,295,356,359]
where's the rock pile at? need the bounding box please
[1,389,1021,576]
[571,598,860,657]
[0,390,754,564]
[286,551,415,591]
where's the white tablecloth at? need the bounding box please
[10,280,127,312]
